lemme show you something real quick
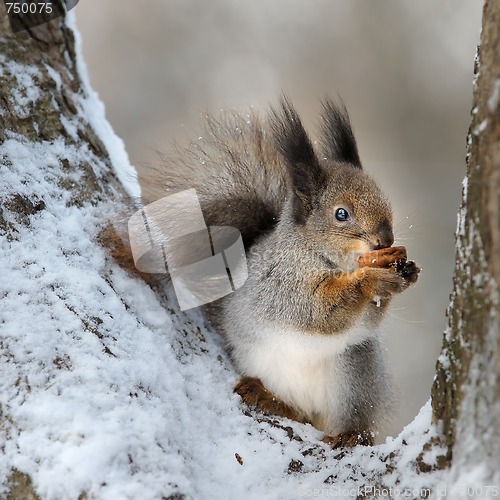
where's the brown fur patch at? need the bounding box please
[97,225,158,285]
[307,266,413,332]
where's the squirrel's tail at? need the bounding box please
[139,97,360,248]
[139,110,288,247]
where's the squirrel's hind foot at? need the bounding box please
[234,376,309,424]
[322,430,374,449]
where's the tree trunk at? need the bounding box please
[430,0,500,488]
[0,2,498,499]
[0,5,131,498]
[0,6,123,201]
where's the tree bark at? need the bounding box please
[0,5,123,207]
[431,0,500,484]
[0,5,128,498]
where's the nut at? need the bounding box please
[358,246,407,268]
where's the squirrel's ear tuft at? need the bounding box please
[319,98,362,169]
[270,95,326,221]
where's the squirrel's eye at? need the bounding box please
[335,207,350,222]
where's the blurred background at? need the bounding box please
[76,0,482,437]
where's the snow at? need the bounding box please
[1,59,42,118]
[472,45,480,89]
[487,79,500,113]
[474,118,488,135]
[0,12,459,500]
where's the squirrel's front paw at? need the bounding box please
[363,266,414,298]
[394,259,420,285]
[358,246,420,296]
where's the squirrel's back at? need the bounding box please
[140,110,288,247]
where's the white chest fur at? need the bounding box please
[230,322,375,434]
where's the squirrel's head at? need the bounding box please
[271,96,393,271]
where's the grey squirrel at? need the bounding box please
[140,96,420,447]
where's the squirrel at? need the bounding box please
[139,96,420,448]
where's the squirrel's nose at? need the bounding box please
[373,224,394,250]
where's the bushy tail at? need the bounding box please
[139,96,359,248]
[139,110,288,247]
